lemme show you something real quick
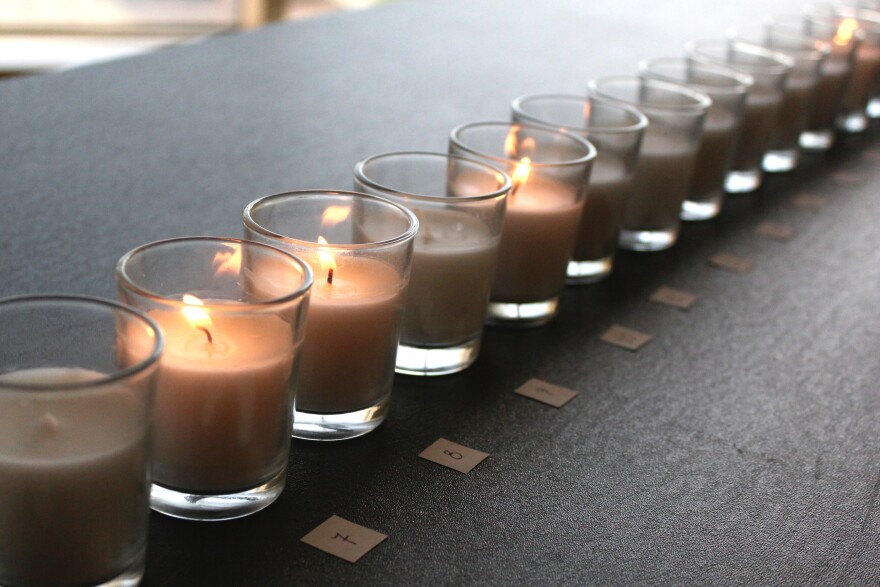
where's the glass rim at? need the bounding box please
[353,151,512,202]
[448,121,597,168]
[801,12,868,42]
[638,57,755,94]
[0,294,165,392]
[510,93,649,134]
[587,75,714,112]
[727,30,831,60]
[243,189,420,251]
[116,236,315,310]
[686,39,796,73]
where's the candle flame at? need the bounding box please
[212,245,242,277]
[583,100,592,122]
[834,18,858,46]
[181,294,212,331]
[511,156,532,196]
[320,205,352,227]
[316,236,336,283]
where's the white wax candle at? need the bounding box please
[843,41,880,109]
[402,208,499,346]
[624,132,698,230]
[690,110,737,199]
[809,58,849,128]
[146,310,295,493]
[731,92,783,170]
[295,256,405,414]
[0,368,147,587]
[574,154,632,261]
[492,176,584,303]
[775,77,817,146]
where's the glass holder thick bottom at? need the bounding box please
[150,466,286,521]
[680,194,722,221]
[566,256,613,284]
[293,397,390,441]
[618,226,679,252]
[763,149,799,173]
[395,337,481,376]
[724,169,762,194]
[486,298,559,326]
[800,129,834,151]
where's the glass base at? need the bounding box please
[800,130,834,151]
[763,149,799,173]
[837,111,868,133]
[293,396,389,441]
[395,337,480,376]
[680,195,722,221]
[486,298,558,326]
[724,169,762,193]
[867,97,880,119]
[566,256,613,284]
[618,226,679,252]
[150,466,286,521]
[98,560,145,587]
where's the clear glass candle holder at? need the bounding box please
[587,76,710,251]
[639,58,751,221]
[354,152,509,376]
[729,30,829,172]
[769,14,861,149]
[0,295,162,587]
[687,40,793,193]
[243,190,417,440]
[510,94,647,282]
[449,121,596,325]
[117,237,312,520]
[810,4,880,133]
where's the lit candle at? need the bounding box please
[144,298,296,492]
[0,368,148,587]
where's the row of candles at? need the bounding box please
[2,2,880,586]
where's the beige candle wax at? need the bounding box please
[296,256,405,414]
[690,110,737,201]
[775,78,817,146]
[808,58,849,128]
[624,132,698,230]
[147,309,295,493]
[0,368,148,587]
[491,176,584,303]
[574,154,632,260]
[402,208,499,346]
[731,93,782,170]
[843,41,880,110]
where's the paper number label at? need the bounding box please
[418,438,489,474]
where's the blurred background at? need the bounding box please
[0,0,387,77]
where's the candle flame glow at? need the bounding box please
[510,156,532,197]
[834,18,858,46]
[212,245,242,277]
[320,206,352,226]
[182,294,212,331]
[504,126,537,159]
[316,236,336,284]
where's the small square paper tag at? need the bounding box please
[515,378,577,408]
[599,324,652,351]
[418,438,489,474]
[301,515,388,563]
[649,286,697,310]
[832,170,864,183]
[709,252,754,274]
[792,194,825,209]
[754,221,794,242]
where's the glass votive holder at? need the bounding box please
[638,58,751,221]
[687,40,793,193]
[449,121,596,324]
[0,295,161,587]
[353,152,509,376]
[243,190,417,440]
[769,14,861,149]
[811,4,880,132]
[587,76,710,251]
[117,237,312,520]
[730,30,829,172]
[510,94,648,282]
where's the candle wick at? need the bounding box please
[327,268,334,285]
[197,326,213,345]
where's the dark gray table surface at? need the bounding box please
[2,0,879,584]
